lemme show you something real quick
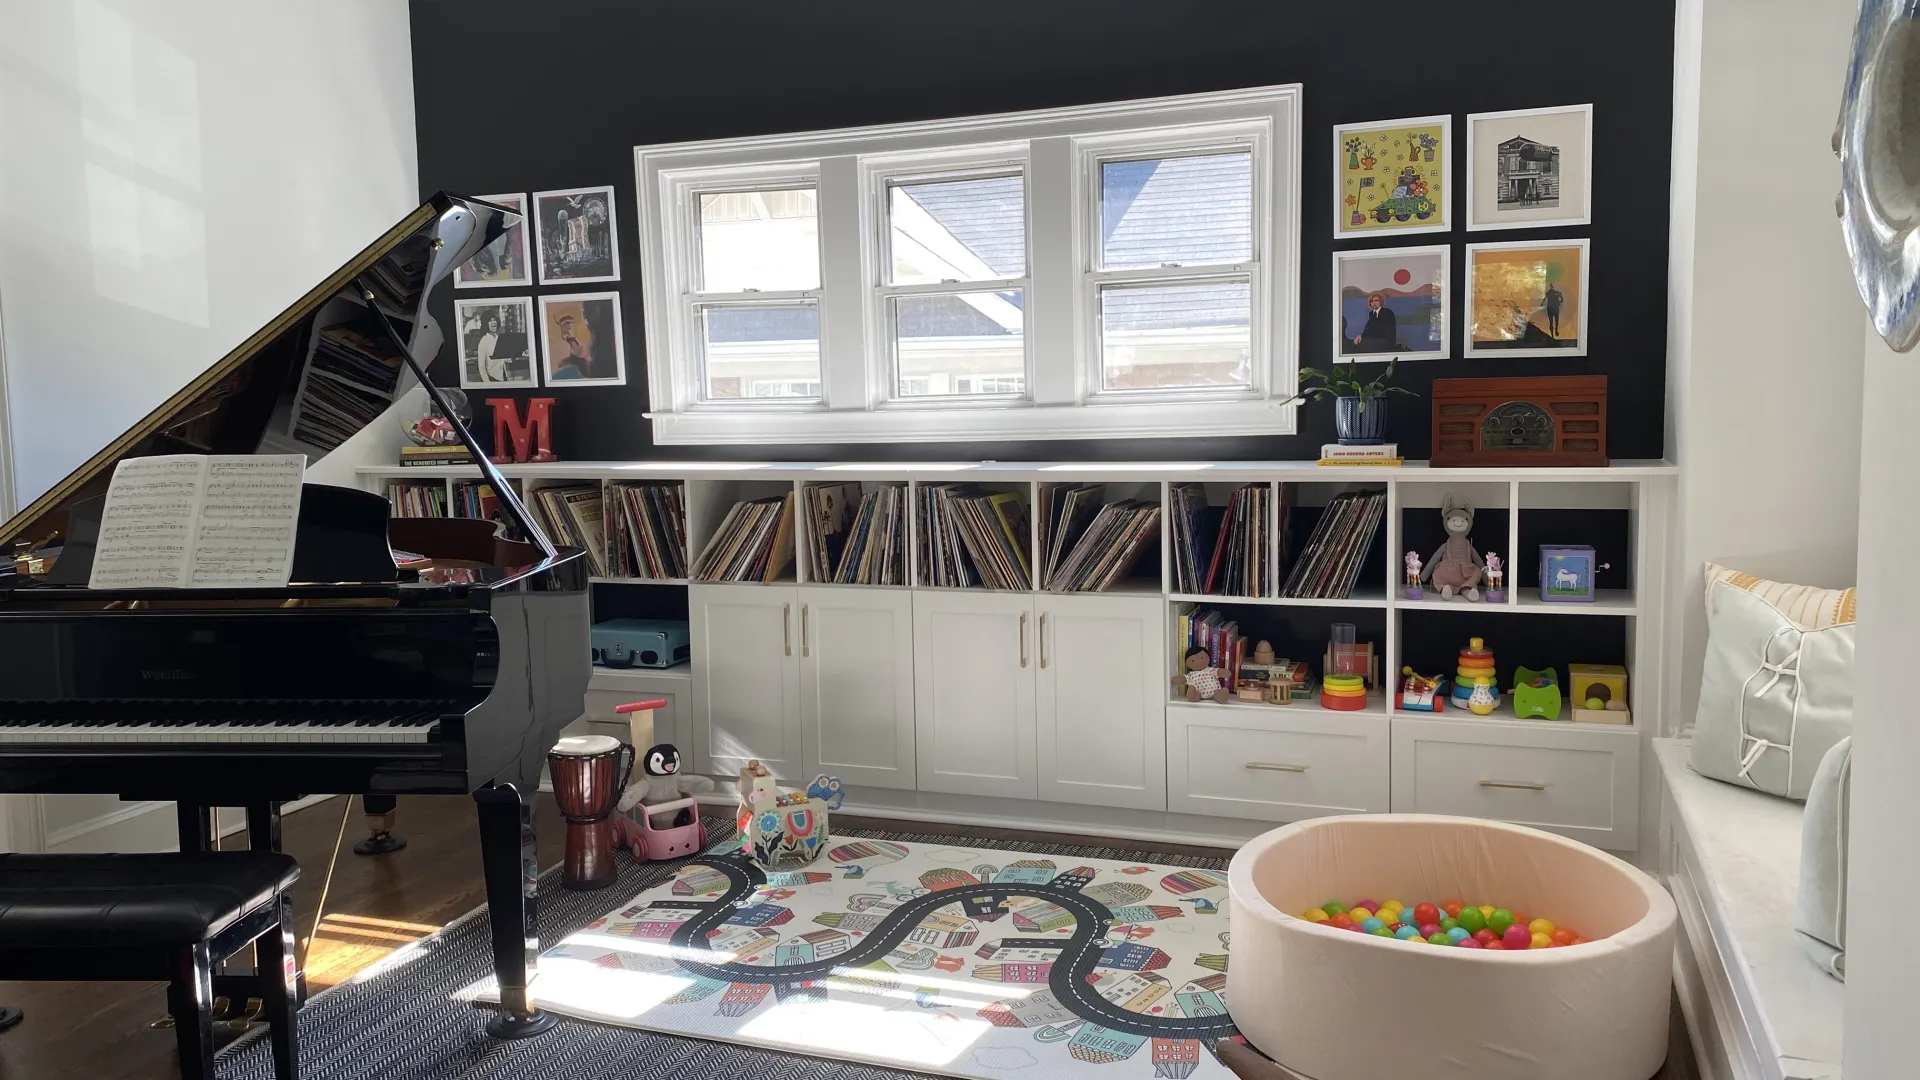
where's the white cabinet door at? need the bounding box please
[1390,717,1640,851]
[799,587,916,790]
[912,590,1036,799]
[1034,594,1166,810]
[690,584,802,781]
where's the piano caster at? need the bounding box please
[352,797,407,855]
[0,1006,21,1033]
[484,1008,559,1040]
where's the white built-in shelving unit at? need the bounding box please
[361,459,1676,851]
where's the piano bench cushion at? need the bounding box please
[0,852,298,948]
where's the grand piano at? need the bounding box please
[0,193,589,1039]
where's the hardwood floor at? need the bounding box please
[0,798,1700,1080]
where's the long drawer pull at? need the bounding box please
[1479,779,1547,791]
[1245,762,1308,773]
[783,604,792,657]
[1019,612,1029,668]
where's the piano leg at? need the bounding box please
[352,794,407,855]
[473,783,556,1039]
[177,802,214,853]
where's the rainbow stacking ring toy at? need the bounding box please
[1321,673,1369,711]
[1454,637,1495,702]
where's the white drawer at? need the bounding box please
[1390,718,1640,850]
[1167,704,1388,822]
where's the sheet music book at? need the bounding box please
[88,454,306,589]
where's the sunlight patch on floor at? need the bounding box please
[740,996,992,1068]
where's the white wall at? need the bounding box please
[1662,0,1864,742]
[0,0,418,850]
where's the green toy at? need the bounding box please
[1510,665,1564,721]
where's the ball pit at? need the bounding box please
[1227,814,1676,1080]
[1300,893,1591,950]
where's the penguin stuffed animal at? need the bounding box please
[618,744,715,828]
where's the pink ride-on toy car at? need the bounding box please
[608,698,708,861]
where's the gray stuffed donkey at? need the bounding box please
[1422,495,1485,601]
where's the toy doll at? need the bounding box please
[616,743,714,828]
[1421,496,1485,602]
[1173,647,1231,703]
[1404,550,1423,589]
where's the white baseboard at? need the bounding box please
[42,793,342,854]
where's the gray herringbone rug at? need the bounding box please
[221,821,1231,1080]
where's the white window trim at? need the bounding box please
[635,84,1303,445]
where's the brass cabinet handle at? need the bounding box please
[1039,613,1049,669]
[802,604,810,657]
[1019,612,1029,668]
[783,603,792,657]
[1245,762,1308,773]
[1479,779,1547,791]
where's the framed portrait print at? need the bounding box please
[539,292,627,386]
[1333,244,1448,362]
[454,296,537,389]
[1334,114,1451,238]
[1466,105,1593,231]
[454,193,531,289]
[533,185,620,284]
[1465,239,1590,357]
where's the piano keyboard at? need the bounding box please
[0,701,451,744]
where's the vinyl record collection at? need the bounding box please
[1042,494,1161,593]
[293,326,402,451]
[692,493,796,583]
[607,482,688,580]
[1170,483,1275,597]
[388,481,448,518]
[1279,489,1387,599]
[805,483,906,586]
[532,484,608,577]
[918,485,1031,590]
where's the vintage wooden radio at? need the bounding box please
[1429,375,1608,467]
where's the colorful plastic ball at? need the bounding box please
[1488,909,1515,934]
[1510,912,1531,930]
[1395,925,1421,940]
[1381,899,1405,914]
[1322,902,1348,916]
[1349,907,1374,923]
[1442,900,1465,919]
[1501,924,1532,950]
[1347,921,1370,932]
[1427,933,1453,946]
[1361,917,1385,933]
[1586,696,1605,710]
[1473,928,1497,944]
[1457,907,1486,933]
[1413,903,1441,926]
[1447,927,1470,943]
[1456,936,1484,949]
[1484,941,1507,950]
[1354,899,1380,914]
[1439,917,1459,933]
[1552,928,1577,945]
[1572,936,1589,946]
[1329,913,1354,929]
[1419,923,1442,938]
[1531,932,1552,949]
[1529,919,1556,937]
[1478,905,1496,919]
[1372,927,1396,937]
[1303,908,1330,923]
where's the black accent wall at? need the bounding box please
[409,0,1674,462]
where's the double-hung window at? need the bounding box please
[636,85,1300,444]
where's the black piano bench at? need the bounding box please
[0,851,302,1080]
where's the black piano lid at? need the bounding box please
[0,192,555,567]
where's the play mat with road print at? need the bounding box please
[524,838,1242,1078]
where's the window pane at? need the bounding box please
[891,290,1025,397]
[697,188,818,292]
[1099,281,1250,392]
[888,175,1025,285]
[699,303,820,400]
[1100,151,1252,270]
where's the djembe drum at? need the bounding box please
[547,735,634,890]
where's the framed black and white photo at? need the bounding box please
[454,193,531,289]
[533,185,620,284]
[1466,105,1593,231]
[454,296,537,388]
[539,292,627,386]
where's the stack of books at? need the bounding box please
[1176,606,1248,695]
[1280,489,1386,599]
[400,444,474,468]
[1170,483,1276,596]
[827,486,906,585]
[692,494,795,583]
[532,484,608,577]
[389,482,448,518]
[607,482,688,580]
[1045,500,1161,592]
[451,481,499,521]
[1318,443,1402,466]
[919,485,1030,590]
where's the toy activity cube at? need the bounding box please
[1540,545,1599,602]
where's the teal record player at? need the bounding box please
[591,619,689,669]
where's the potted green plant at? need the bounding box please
[1285,358,1419,445]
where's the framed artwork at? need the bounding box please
[1466,105,1593,231]
[1333,245,1448,362]
[1333,115,1451,238]
[454,296,537,389]
[1465,239,1590,357]
[539,292,627,386]
[533,185,620,284]
[454,193,531,289]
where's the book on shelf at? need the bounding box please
[530,484,608,577]
[1171,483,1274,597]
[920,485,1031,590]
[1045,499,1161,592]
[1317,457,1404,466]
[691,493,795,583]
[1320,442,1398,460]
[389,480,449,518]
[608,481,688,580]
[1279,488,1386,599]
[399,444,474,466]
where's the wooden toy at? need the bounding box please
[735,761,840,870]
[1321,674,1370,711]
[1540,545,1611,602]
[1395,665,1448,712]
[1510,665,1564,721]
[1569,663,1629,711]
